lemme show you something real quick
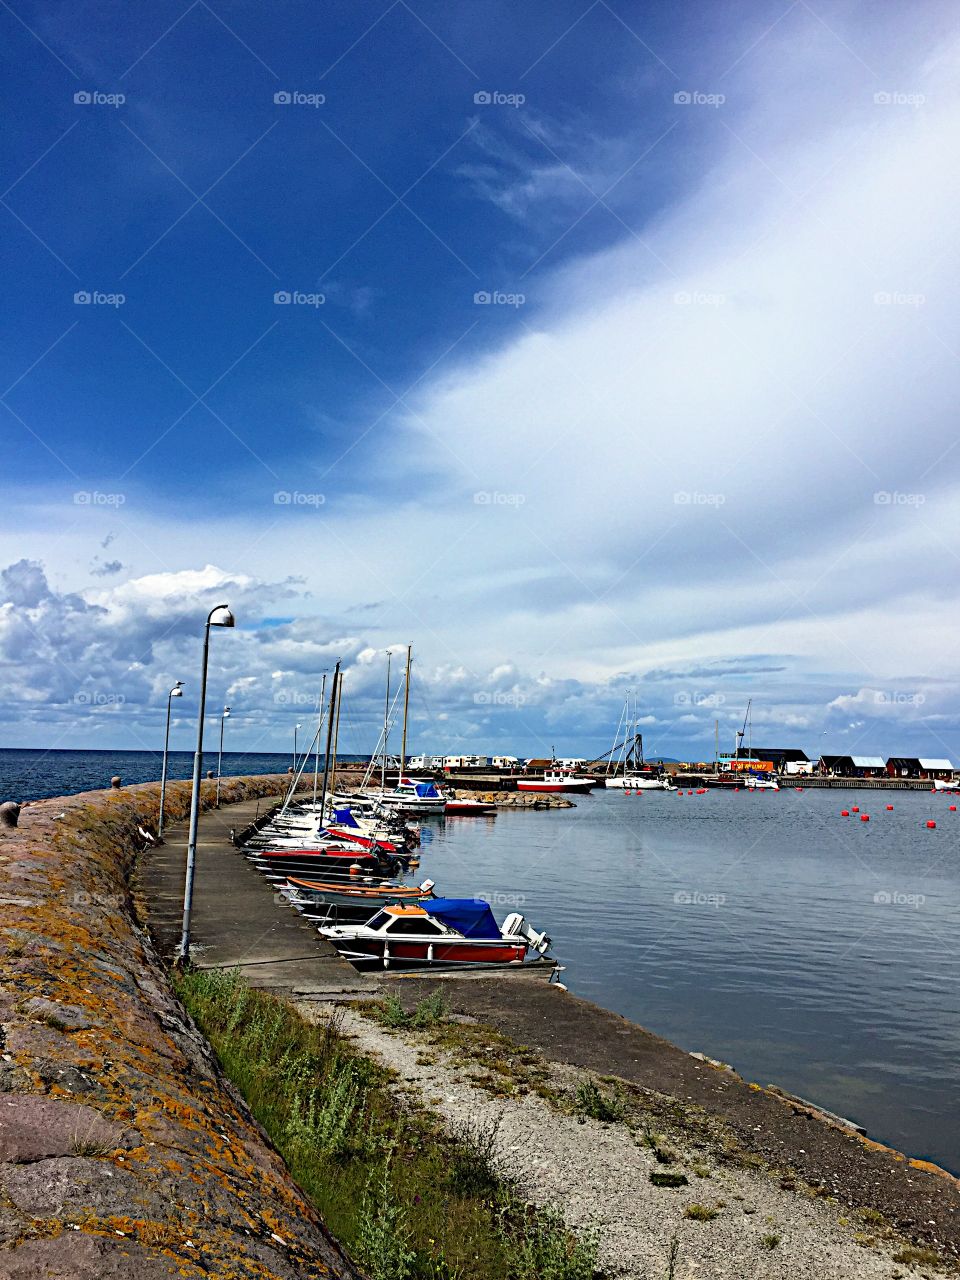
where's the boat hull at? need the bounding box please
[326,937,527,967]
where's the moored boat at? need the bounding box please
[443,797,497,815]
[516,770,593,794]
[319,898,552,969]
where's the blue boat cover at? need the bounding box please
[428,897,500,939]
[415,781,440,798]
[333,807,361,829]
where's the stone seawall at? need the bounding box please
[0,777,360,1280]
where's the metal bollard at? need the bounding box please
[111,776,121,789]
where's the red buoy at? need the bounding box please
[841,810,849,816]
[886,804,893,811]
[927,820,937,829]
[860,814,869,822]
[852,806,859,813]
[951,805,957,812]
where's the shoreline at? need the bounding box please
[1,777,957,1275]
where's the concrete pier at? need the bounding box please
[142,795,376,998]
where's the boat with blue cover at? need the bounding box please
[318,897,552,968]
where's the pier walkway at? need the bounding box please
[142,794,376,997]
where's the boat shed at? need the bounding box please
[818,754,887,778]
[886,757,955,780]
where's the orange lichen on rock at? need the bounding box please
[0,777,360,1279]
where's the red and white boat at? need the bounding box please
[516,769,594,794]
[443,797,497,815]
[319,898,552,969]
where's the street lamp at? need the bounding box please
[178,604,235,962]
[158,680,183,841]
[215,705,231,807]
[294,722,302,771]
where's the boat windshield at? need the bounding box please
[365,910,390,930]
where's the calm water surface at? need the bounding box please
[424,786,960,1173]
[5,753,957,1172]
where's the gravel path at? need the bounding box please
[318,1007,923,1280]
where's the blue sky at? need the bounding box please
[2,0,960,761]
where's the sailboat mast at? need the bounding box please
[381,650,392,790]
[400,644,412,777]
[312,672,326,805]
[330,671,342,796]
[318,662,340,817]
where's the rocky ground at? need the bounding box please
[0,780,361,1280]
[327,1003,948,1280]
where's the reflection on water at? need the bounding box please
[424,786,960,1173]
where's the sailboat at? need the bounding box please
[736,700,779,790]
[603,697,676,790]
[361,648,448,815]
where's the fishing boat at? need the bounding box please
[319,898,552,969]
[516,769,593,794]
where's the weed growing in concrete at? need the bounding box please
[683,1203,719,1221]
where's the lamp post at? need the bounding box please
[158,681,183,840]
[294,722,302,771]
[178,604,235,962]
[215,705,231,807]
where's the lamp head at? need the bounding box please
[170,685,183,698]
[223,706,231,717]
[210,605,235,628]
